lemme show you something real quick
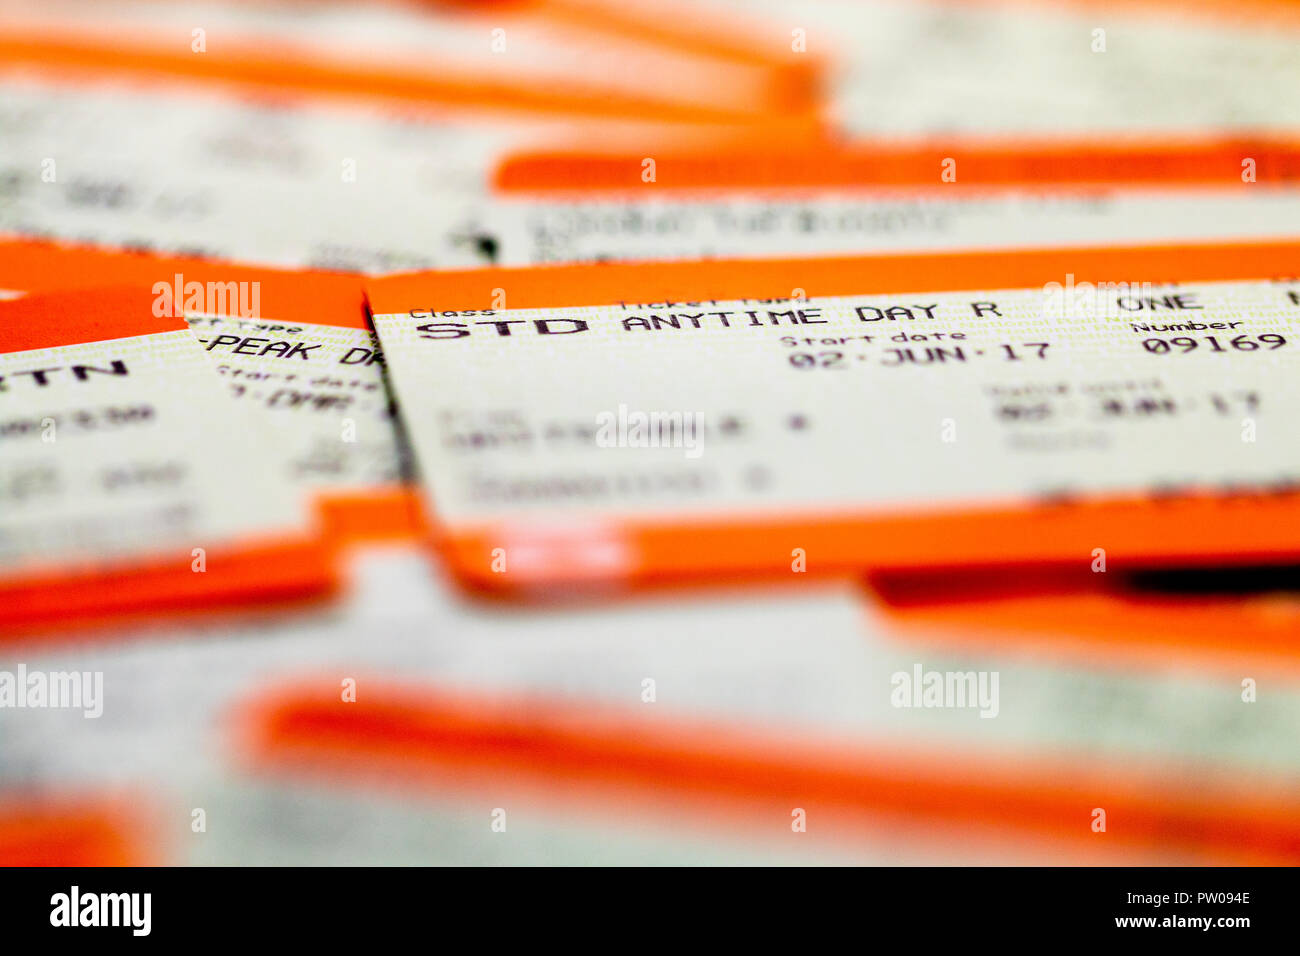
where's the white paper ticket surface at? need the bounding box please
[0,76,510,273]
[702,0,1300,137]
[484,189,1300,266]
[372,278,1300,528]
[0,72,724,274]
[0,301,312,571]
[185,310,403,496]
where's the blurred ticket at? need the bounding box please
[484,136,1300,265]
[0,0,812,124]
[369,239,1300,589]
[0,73,729,273]
[0,50,797,273]
[13,21,1300,277]
[693,0,1300,138]
[231,565,1300,864]
[10,543,1289,863]
[0,286,334,633]
[483,185,1300,266]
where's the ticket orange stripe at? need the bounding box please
[316,487,426,544]
[539,0,822,112]
[1015,0,1300,30]
[868,563,1300,673]
[0,286,186,352]
[242,681,1300,863]
[494,138,1300,192]
[369,237,1300,313]
[544,0,812,70]
[0,801,152,866]
[0,26,784,125]
[0,237,367,330]
[439,494,1300,592]
[0,533,338,638]
[877,584,1300,676]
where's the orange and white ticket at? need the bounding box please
[0,286,335,634]
[484,137,1300,265]
[0,239,417,541]
[369,239,1300,590]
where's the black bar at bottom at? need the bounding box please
[0,865,1284,942]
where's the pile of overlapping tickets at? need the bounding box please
[3,0,1300,865]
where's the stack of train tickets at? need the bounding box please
[2,0,1300,867]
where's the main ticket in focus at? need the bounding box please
[370,255,1300,587]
